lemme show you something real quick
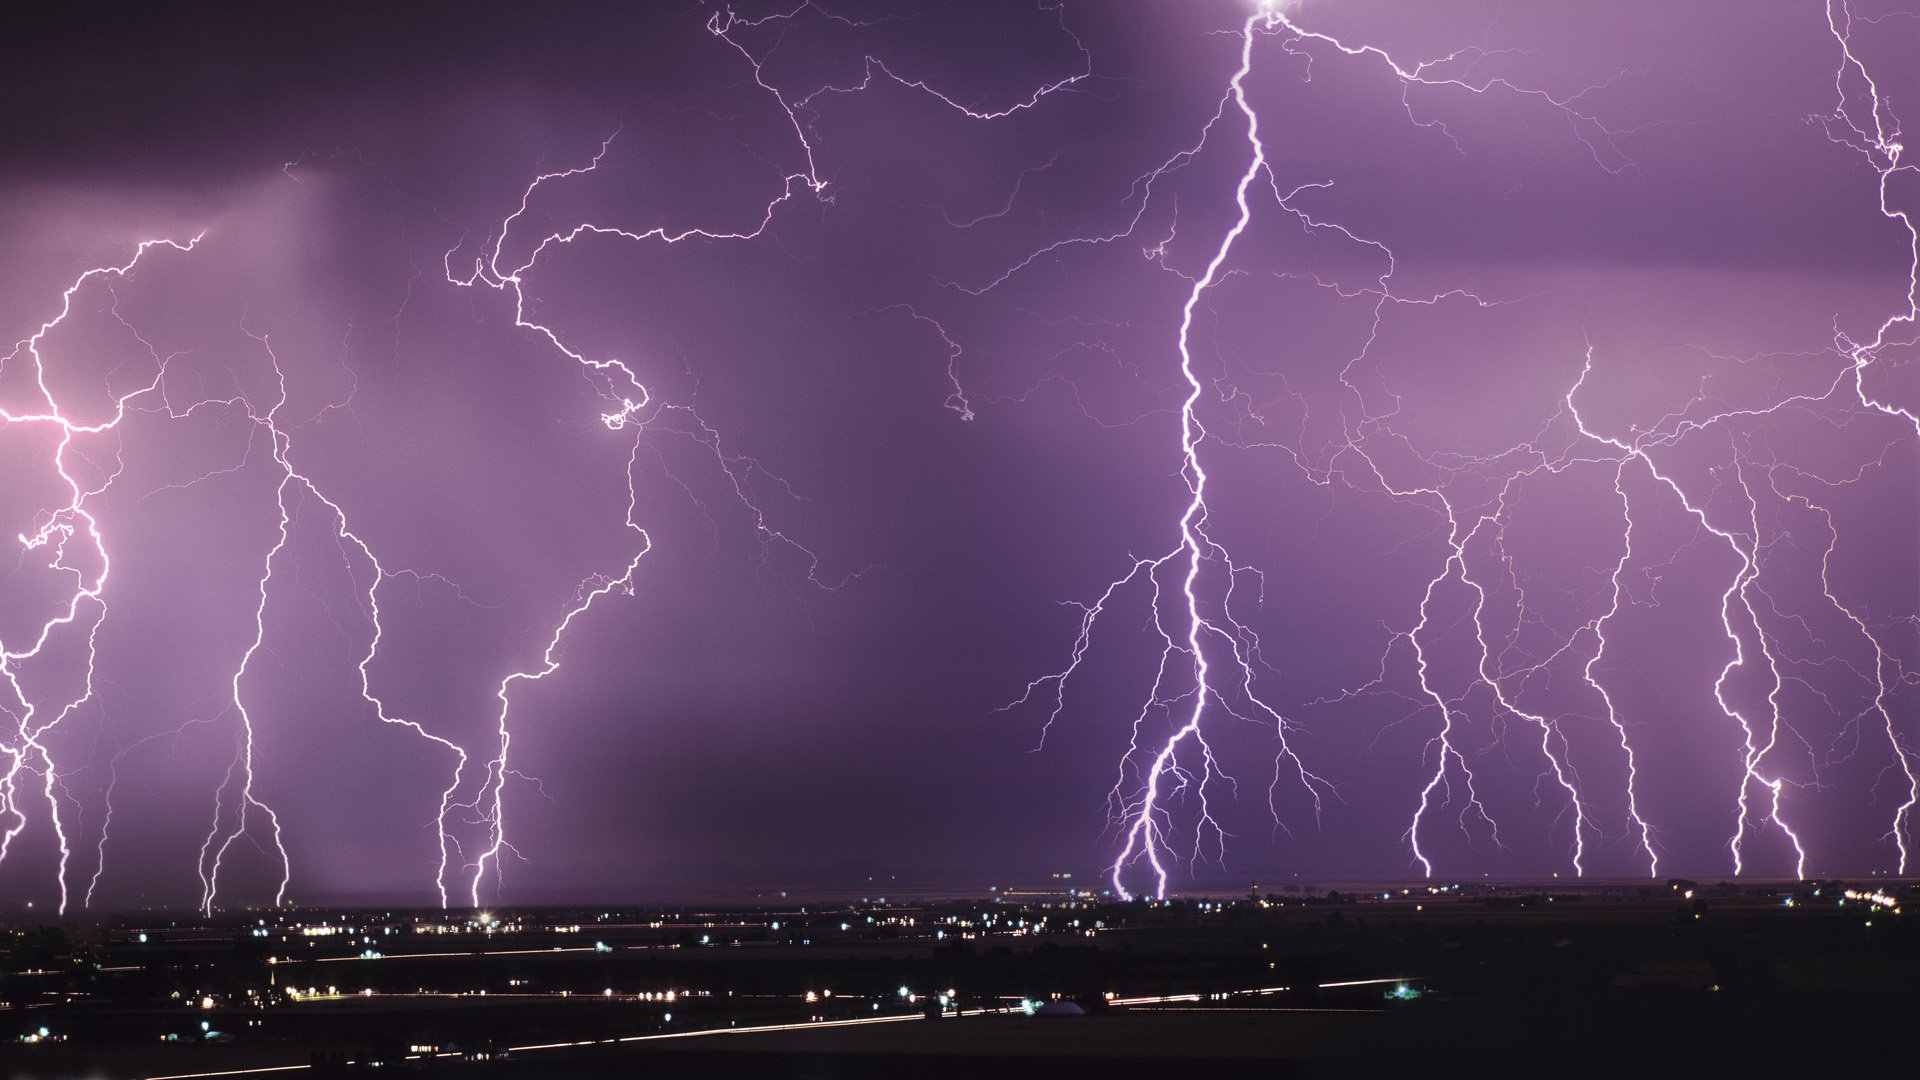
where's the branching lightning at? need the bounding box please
[0,0,1105,912]
[4,0,1916,912]
[986,0,1918,890]
[2,237,205,915]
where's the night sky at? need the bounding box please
[2,0,1916,912]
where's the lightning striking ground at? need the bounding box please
[988,0,1918,889]
[0,0,1105,911]
[4,1,1916,910]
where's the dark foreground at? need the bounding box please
[3,878,1913,1078]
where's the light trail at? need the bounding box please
[306,945,602,962]
[146,1067,311,1080]
[141,1010,944,1080]
[1107,974,1415,1006]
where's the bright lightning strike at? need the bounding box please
[991,1,1918,890]
[4,0,1915,912]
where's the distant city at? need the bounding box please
[3,877,1913,1076]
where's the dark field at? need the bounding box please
[3,878,1913,1078]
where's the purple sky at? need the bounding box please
[2,0,1916,910]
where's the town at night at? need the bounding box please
[5,879,1915,1076]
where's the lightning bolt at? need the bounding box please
[7,0,1916,912]
[0,206,528,913]
[987,0,1917,888]
[436,1,1105,903]
[3,0,1098,912]
[1821,0,1920,867]
[998,9,1336,900]
[1,236,204,915]
[989,6,1602,891]
[436,122,830,904]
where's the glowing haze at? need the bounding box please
[1,0,1914,911]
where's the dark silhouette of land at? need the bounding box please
[3,877,1914,1078]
